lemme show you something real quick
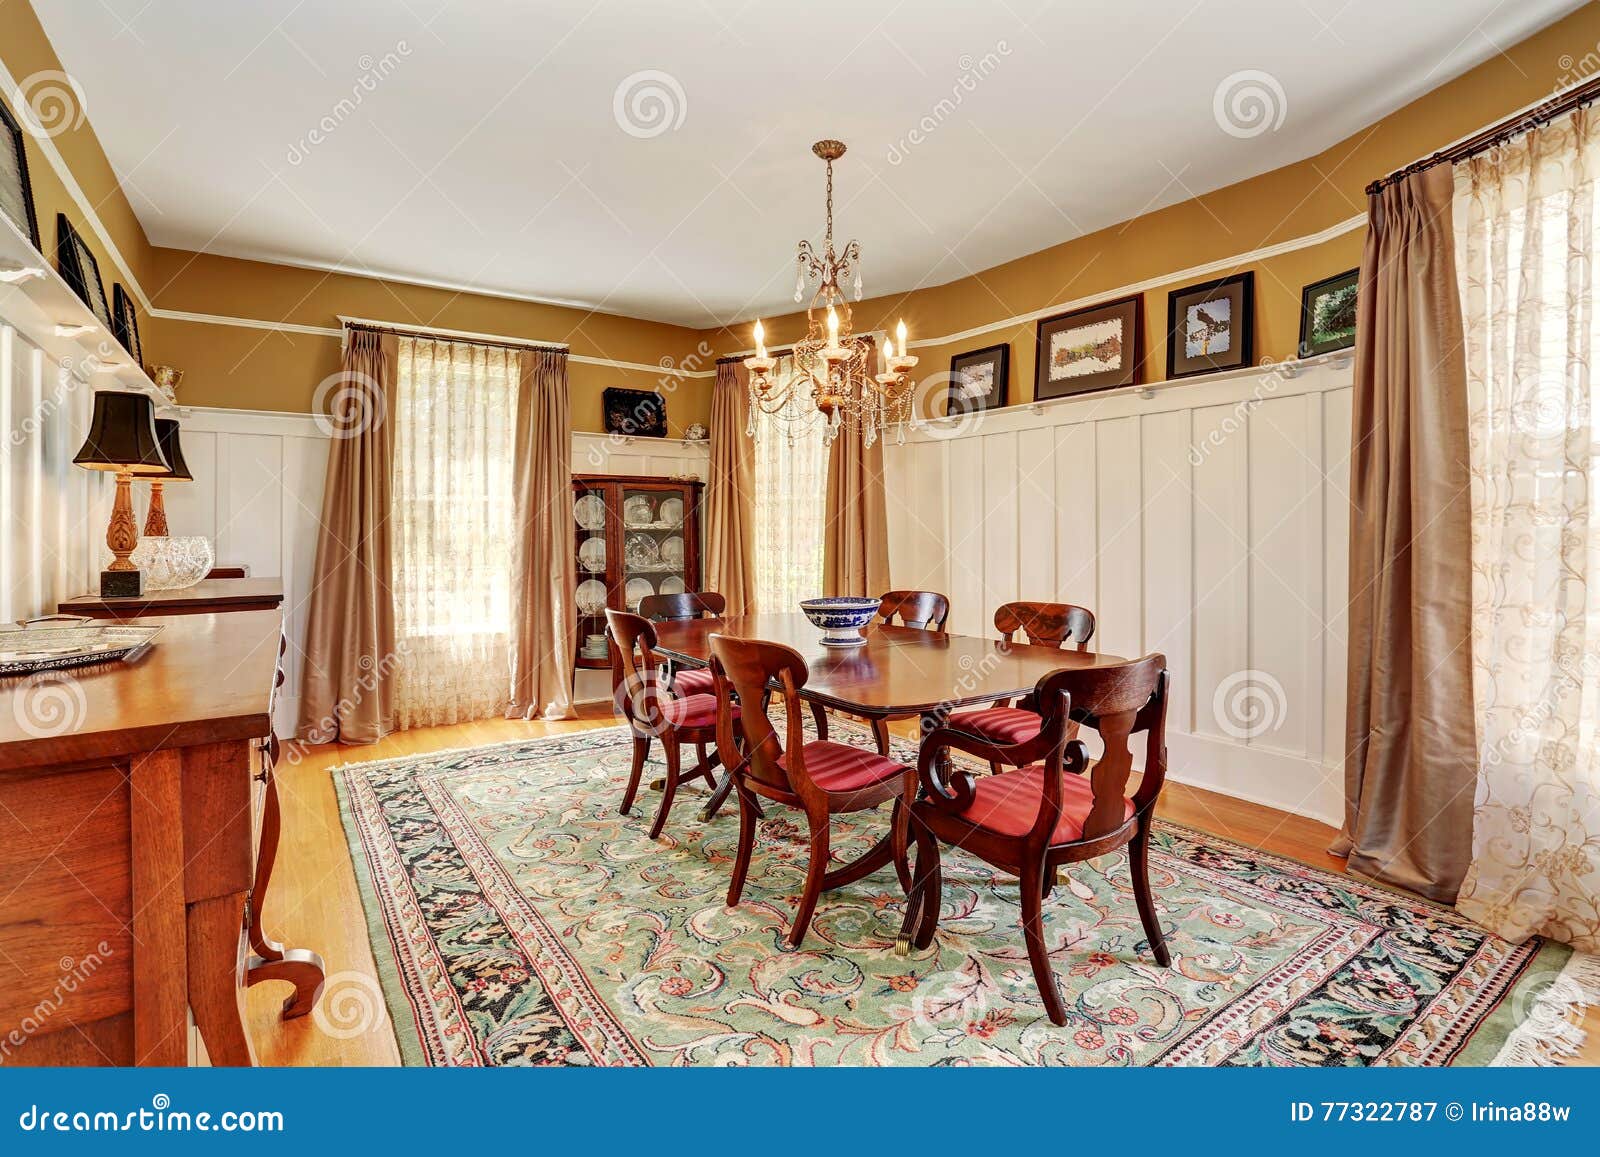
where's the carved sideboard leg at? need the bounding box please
[245,746,327,1019]
[187,892,256,1066]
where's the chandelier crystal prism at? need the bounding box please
[744,140,918,447]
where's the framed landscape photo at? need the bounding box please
[112,284,143,364]
[1298,268,1358,357]
[0,96,41,250]
[946,342,1009,416]
[602,387,668,438]
[1033,294,1143,400]
[56,214,113,333]
[1166,271,1253,379]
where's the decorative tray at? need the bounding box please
[0,617,163,675]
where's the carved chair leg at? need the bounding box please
[648,738,681,840]
[787,810,831,947]
[246,949,326,1020]
[620,734,650,815]
[890,794,913,895]
[1129,811,1171,967]
[871,718,891,756]
[726,784,759,907]
[912,822,943,950]
[1020,860,1068,1026]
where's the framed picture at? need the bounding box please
[603,387,667,438]
[1298,268,1358,357]
[1166,272,1254,379]
[56,214,113,333]
[112,284,142,364]
[1033,294,1143,400]
[946,342,1009,416]
[0,96,41,250]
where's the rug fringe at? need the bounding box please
[1491,950,1600,1066]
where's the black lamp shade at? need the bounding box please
[150,418,193,481]
[73,391,169,474]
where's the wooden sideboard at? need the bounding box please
[59,578,285,620]
[0,610,322,1066]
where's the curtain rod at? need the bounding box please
[339,315,570,353]
[1367,73,1600,194]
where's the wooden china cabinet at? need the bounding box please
[572,474,704,668]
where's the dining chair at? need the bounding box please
[709,633,915,947]
[945,601,1096,769]
[639,591,726,697]
[856,589,952,755]
[901,654,1170,1025]
[606,608,736,839]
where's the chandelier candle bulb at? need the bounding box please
[754,320,766,359]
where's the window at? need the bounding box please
[392,336,519,728]
[752,353,827,609]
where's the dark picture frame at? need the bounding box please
[946,342,1009,416]
[602,386,668,438]
[1166,272,1254,379]
[112,284,142,364]
[1298,268,1358,357]
[0,96,42,250]
[1033,294,1143,400]
[56,214,113,333]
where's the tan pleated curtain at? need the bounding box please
[823,337,891,597]
[296,327,399,743]
[508,347,577,720]
[1336,165,1478,904]
[703,359,757,614]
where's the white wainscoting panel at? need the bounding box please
[0,323,99,625]
[884,358,1354,826]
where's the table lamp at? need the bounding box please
[73,391,170,597]
[142,417,192,536]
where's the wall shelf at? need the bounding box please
[0,210,176,412]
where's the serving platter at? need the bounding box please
[0,617,162,675]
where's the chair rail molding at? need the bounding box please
[883,356,1353,826]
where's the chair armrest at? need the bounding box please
[916,724,1056,812]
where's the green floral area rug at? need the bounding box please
[332,726,1570,1066]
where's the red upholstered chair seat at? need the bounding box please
[670,667,715,697]
[946,705,1042,745]
[659,693,734,730]
[779,740,908,794]
[956,764,1134,843]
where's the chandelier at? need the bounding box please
[744,140,917,447]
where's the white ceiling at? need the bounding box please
[31,0,1584,328]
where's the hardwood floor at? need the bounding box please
[245,708,1598,1067]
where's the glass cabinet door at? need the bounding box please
[619,485,690,612]
[573,480,611,666]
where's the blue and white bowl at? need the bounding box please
[799,596,880,647]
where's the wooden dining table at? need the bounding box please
[650,612,1131,735]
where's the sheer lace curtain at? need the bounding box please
[393,336,520,728]
[753,353,827,609]
[1453,110,1600,953]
